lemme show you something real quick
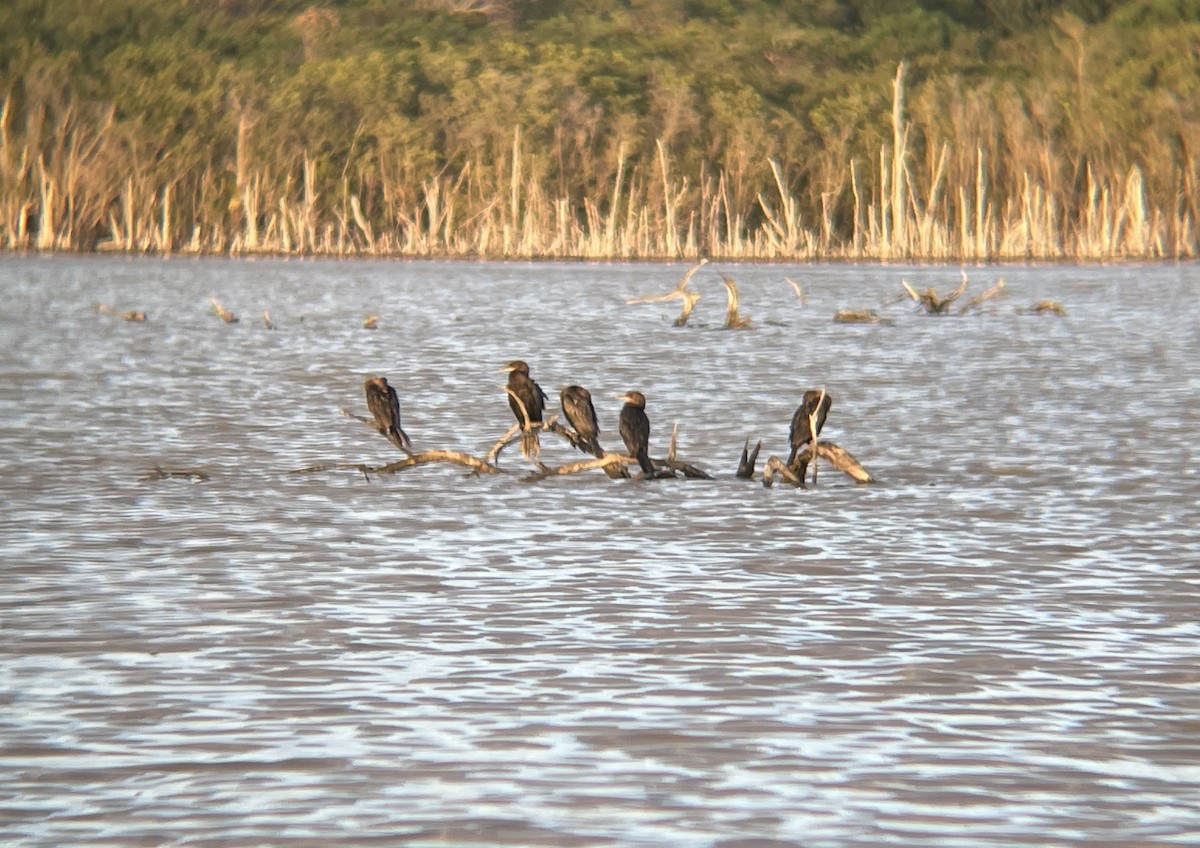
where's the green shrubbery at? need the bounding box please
[1,0,1196,258]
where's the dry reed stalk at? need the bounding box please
[891,62,908,255]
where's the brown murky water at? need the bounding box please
[2,256,1199,846]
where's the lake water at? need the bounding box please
[2,255,1198,846]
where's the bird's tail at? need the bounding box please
[520,428,540,460]
[587,438,605,459]
[389,426,415,455]
[637,451,654,476]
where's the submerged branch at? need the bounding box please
[834,308,893,325]
[140,465,209,482]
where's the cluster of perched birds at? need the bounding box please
[364,361,832,478]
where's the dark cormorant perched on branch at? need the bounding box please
[500,359,548,458]
[787,388,831,470]
[616,390,654,476]
[364,376,414,454]
[561,385,603,457]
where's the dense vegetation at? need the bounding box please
[2,0,1198,259]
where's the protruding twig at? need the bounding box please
[959,278,1005,313]
[210,295,238,323]
[363,315,380,330]
[720,275,751,329]
[262,309,274,330]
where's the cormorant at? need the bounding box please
[364,376,414,454]
[787,389,831,472]
[616,390,654,476]
[500,360,548,458]
[560,385,603,457]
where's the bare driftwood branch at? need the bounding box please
[750,442,874,488]
[340,405,500,474]
[626,259,709,304]
[720,275,752,329]
[262,310,275,330]
[378,451,503,475]
[291,453,503,478]
[809,442,874,484]
[628,259,707,326]
[363,315,380,329]
[900,269,1013,316]
[484,422,522,463]
[761,456,803,488]
[524,453,631,480]
[210,295,238,323]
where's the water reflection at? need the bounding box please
[2,256,1199,846]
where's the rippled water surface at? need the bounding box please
[2,256,1199,846]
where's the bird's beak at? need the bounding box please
[614,394,630,402]
[498,364,514,373]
